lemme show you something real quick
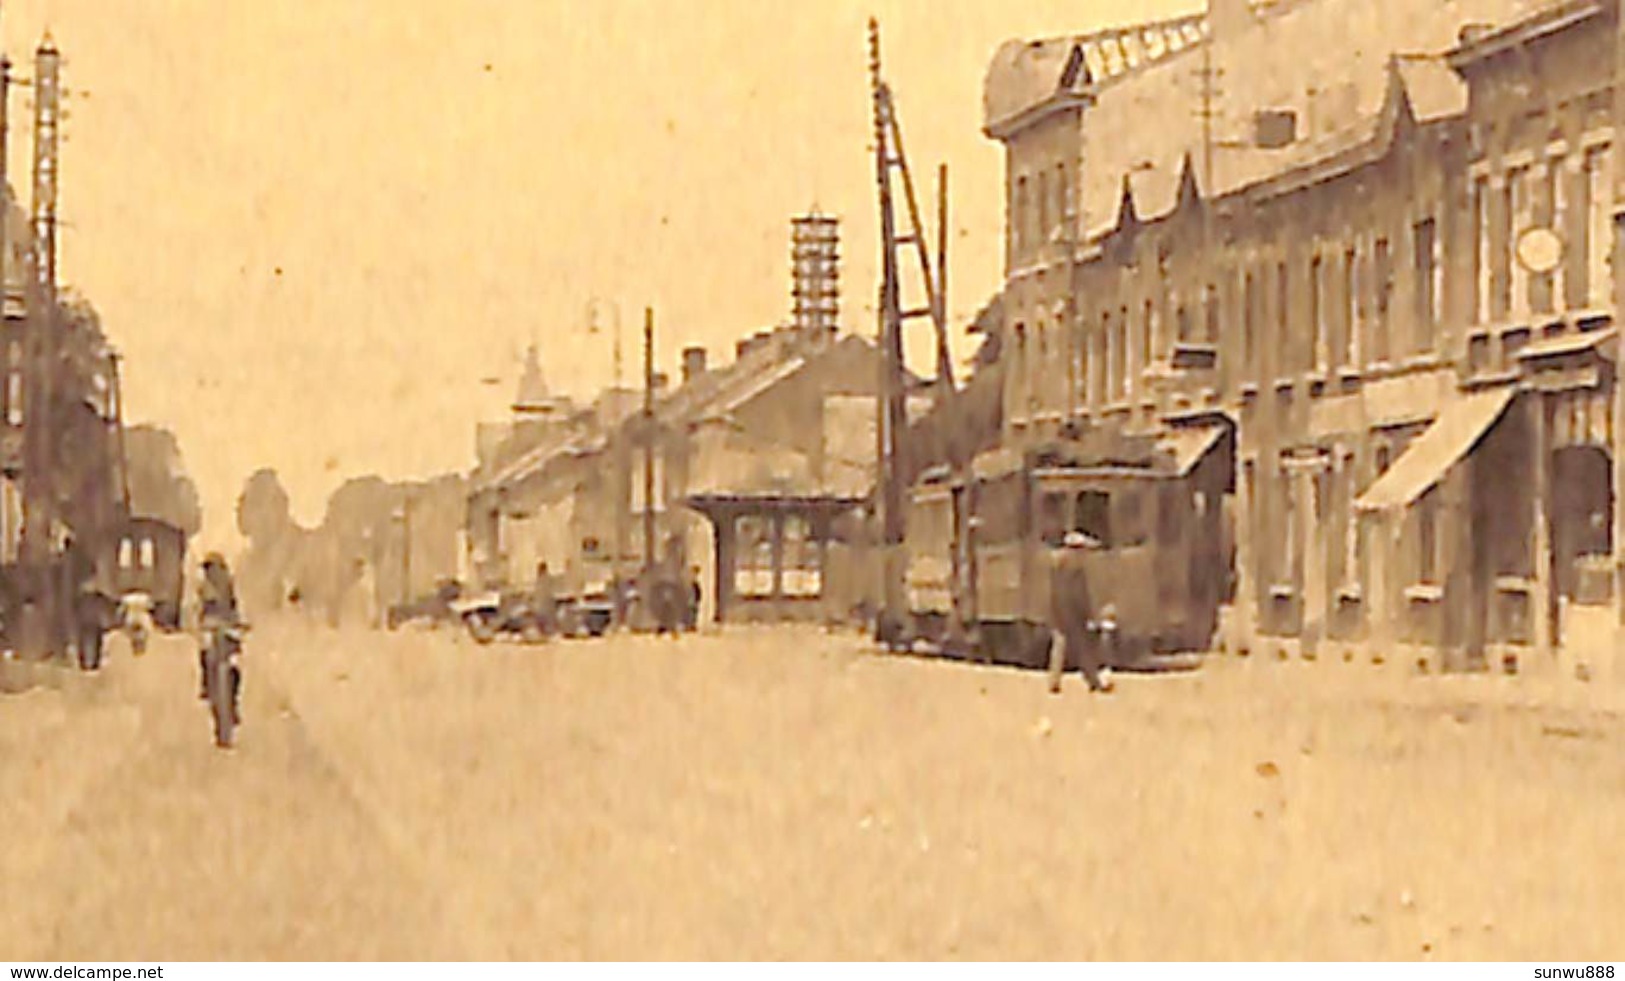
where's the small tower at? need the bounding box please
[791,212,840,340]
[510,344,572,441]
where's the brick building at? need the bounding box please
[981,0,1623,678]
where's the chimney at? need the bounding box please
[681,346,708,384]
[1208,0,1259,40]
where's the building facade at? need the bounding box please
[982,0,1623,680]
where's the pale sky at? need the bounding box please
[2,0,1196,542]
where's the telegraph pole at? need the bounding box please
[19,37,63,660]
[642,306,656,574]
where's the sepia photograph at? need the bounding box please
[0,0,1620,968]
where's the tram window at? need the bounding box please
[141,540,156,568]
[1039,493,1067,546]
[1116,489,1149,547]
[1074,491,1111,546]
[119,539,134,569]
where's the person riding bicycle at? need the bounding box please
[197,554,245,731]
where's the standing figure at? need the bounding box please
[1047,532,1112,695]
[532,561,559,636]
[683,564,702,632]
[197,554,245,740]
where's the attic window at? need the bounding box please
[1254,109,1298,149]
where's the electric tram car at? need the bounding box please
[902,419,1234,670]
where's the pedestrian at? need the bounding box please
[1047,531,1113,695]
[683,564,702,632]
[533,561,559,635]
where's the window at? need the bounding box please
[1414,218,1439,352]
[1276,261,1290,378]
[1309,254,1325,372]
[1176,303,1192,344]
[1418,487,1440,584]
[735,515,775,599]
[1243,272,1258,383]
[141,540,156,568]
[1280,462,1297,588]
[1055,162,1069,239]
[1074,490,1111,546]
[1139,299,1155,391]
[1203,282,1220,343]
[1114,307,1130,400]
[1036,170,1050,246]
[1472,177,1489,324]
[1341,451,1362,592]
[1076,316,1090,408]
[1343,246,1360,368]
[782,515,821,598]
[1531,165,1558,315]
[1495,168,1521,318]
[1014,176,1029,256]
[1116,488,1148,547]
[119,539,134,570]
[1013,323,1028,415]
[1091,315,1107,406]
[1373,237,1392,364]
[1586,146,1612,309]
[1039,493,1067,546]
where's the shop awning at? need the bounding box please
[1355,385,1516,513]
[1158,423,1228,476]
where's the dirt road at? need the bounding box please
[2,622,1620,960]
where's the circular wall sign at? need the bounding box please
[1516,227,1563,274]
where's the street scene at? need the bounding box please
[2,0,1624,963]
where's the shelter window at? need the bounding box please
[782,514,821,598]
[734,515,775,599]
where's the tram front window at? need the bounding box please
[1074,491,1111,547]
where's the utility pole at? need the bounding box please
[869,19,955,635]
[642,306,656,574]
[1194,39,1223,195]
[19,36,62,660]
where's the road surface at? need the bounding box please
[2,622,1621,960]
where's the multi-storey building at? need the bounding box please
[982,0,1622,678]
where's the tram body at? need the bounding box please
[902,423,1233,669]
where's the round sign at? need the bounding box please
[1516,227,1564,274]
